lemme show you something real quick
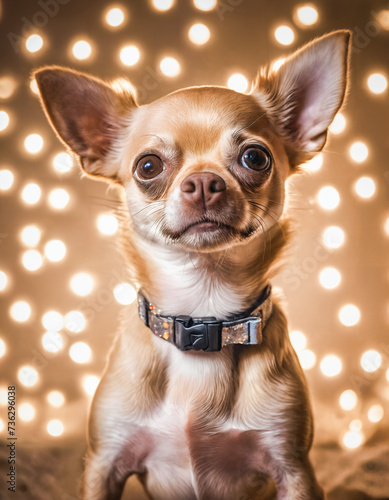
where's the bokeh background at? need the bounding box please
[0,0,388,498]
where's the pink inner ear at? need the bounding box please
[78,113,115,158]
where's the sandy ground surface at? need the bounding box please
[1,432,389,500]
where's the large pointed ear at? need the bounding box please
[34,66,137,182]
[252,30,351,167]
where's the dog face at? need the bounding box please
[35,31,350,252]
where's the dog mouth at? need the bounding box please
[182,219,236,235]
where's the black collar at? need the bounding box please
[137,285,272,352]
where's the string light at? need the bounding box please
[343,429,364,449]
[82,375,100,396]
[152,0,175,11]
[105,6,125,27]
[72,40,92,60]
[322,226,345,249]
[294,4,319,27]
[10,301,31,322]
[97,214,119,235]
[0,339,6,357]
[339,390,358,411]
[45,240,66,262]
[47,419,64,436]
[0,76,17,99]
[42,331,64,353]
[70,272,94,296]
[289,330,307,352]
[18,366,38,387]
[329,112,346,134]
[160,57,181,77]
[53,152,73,173]
[24,133,43,154]
[0,169,14,190]
[19,403,35,422]
[298,349,316,370]
[188,23,211,45]
[349,141,368,163]
[355,176,376,199]
[319,267,341,289]
[20,225,41,247]
[47,391,65,407]
[30,79,39,95]
[376,10,389,30]
[367,73,387,94]
[367,404,384,423]
[384,216,389,237]
[227,74,248,93]
[193,0,217,10]
[274,25,295,46]
[26,34,43,53]
[0,271,7,291]
[317,186,340,210]
[21,183,41,204]
[69,342,92,363]
[42,311,64,332]
[65,311,86,333]
[360,350,382,373]
[320,354,342,377]
[120,45,140,66]
[339,304,360,327]
[22,249,43,271]
[0,110,9,131]
[113,283,137,305]
[49,188,70,209]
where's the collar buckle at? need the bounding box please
[175,316,222,352]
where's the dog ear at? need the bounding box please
[252,30,351,167]
[34,66,137,182]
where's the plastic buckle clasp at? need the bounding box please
[175,316,221,351]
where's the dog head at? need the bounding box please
[35,31,350,253]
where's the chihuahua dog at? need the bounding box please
[35,30,350,500]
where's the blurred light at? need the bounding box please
[319,267,341,289]
[387,368,389,382]
[65,311,86,333]
[49,188,69,209]
[152,0,174,10]
[42,331,64,353]
[193,0,216,10]
[47,419,64,436]
[72,40,92,60]
[47,390,65,407]
[45,240,66,262]
[227,74,248,93]
[361,350,382,373]
[19,402,35,422]
[22,249,43,271]
[377,10,389,30]
[24,133,43,154]
[53,152,73,173]
[20,225,41,247]
[339,390,358,411]
[69,342,92,363]
[0,420,4,432]
[30,79,39,95]
[367,73,387,94]
[70,272,94,296]
[105,6,125,27]
[349,141,368,163]
[26,34,43,53]
[294,4,319,26]
[0,387,7,405]
[18,366,38,386]
[320,354,342,377]
[343,430,364,449]
[384,217,389,237]
[304,153,323,172]
[317,186,340,210]
[289,330,306,352]
[188,23,211,45]
[0,110,9,131]
[298,349,316,370]
[322,226,345,249]
[42,311,63,332]
[339,304,360,327]
[120,45,140,66]
[22,183,41,204]
[368,404,384,423]
[329,112,346,134]
[350,419,363,432]
[355,176,375,199]
[0,339,6,357]
[274,25,295,46]
[160,57,180,77]
[272,58,285,72]
[0,271,7,291]
[113,283,137,305]
[10,301,31,322]
[0,76,17,99]
[83,375,100,396]
[97,214,119,235]
[0,169,14,190]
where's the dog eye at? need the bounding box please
[136,155,164,180]
[240,146,271,171]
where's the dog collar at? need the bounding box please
[137,285,272,352]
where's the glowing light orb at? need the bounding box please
[47,419,64,436]
[10,301,31,322]
[0,110,9,131]
[355,176,375,199]
[368,404,384,423]
[322,226,345,249]
[360,350,382,373]
[0,169,14,190]
[367,73,387,94]
[329,113,346,134]
[152,0,174,10]
[120,45,140,66]
[188,23,211,45]
[53,152,73,173]
[297,349,316,370]
[45,240,66,262]
[30,79,39,95]
[69,342,92,363]
[377,10,389,30]
[320,354,342,377]
[193,0,216,10]
[105,7,125,27]
[295,4,319,26]
[18,365,38,386]
[113,283,137,305]
[72,40,92,60]
[0,339,6,357]
[83,375,100,396]
[47,390,65,407]
[22,250,43,271]
[304,153,323,172]
[0,419,4,432]
[0,76,16,99]
[0,271,8,291]
[24,134,43,154]
[317,186,340,210]
[70,272,94,296]
[0,388,8,405]
[26,34,43,53]
[19,402,35,422]
[339,304,360,327]
[274,25,295,46]
[20,225,41,247]
[384,217,389,237]
[160,57,181,77]
[227,74,248,93]
[49,188,69,209]
[22,183,41,204]
[65,311,86,333]
[97,214,119,235]
[42,331,64,353]
[339,390,358,411]
[319,267,341,289]
[343,430,364,449]
[289,330,307,352]
[42,311,63,332]
[349,141,368,163]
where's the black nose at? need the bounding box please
[180,172,226,207]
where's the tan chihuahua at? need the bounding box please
[35,30,350,500]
